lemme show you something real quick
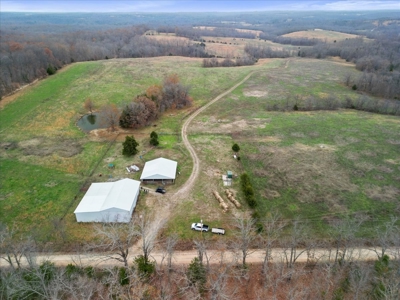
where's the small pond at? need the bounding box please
[77,113,108,132]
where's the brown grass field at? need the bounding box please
[282,29,361,42]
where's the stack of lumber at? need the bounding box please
[213,191,229,212]
[225,189,241,208]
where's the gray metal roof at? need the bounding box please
[140,157,177,180]
[74,178,140,213]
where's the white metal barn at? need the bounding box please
[74,178,140,223]
[140,157,177,184]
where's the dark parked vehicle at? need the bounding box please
[156,187,166,194]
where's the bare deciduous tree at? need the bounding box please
[328,215,365,265]
[92,220,138,267]
[260,211,286,277]
[281,218,309,269]
[83,98,95,114]
[0,224,36,270]
[372,215,399,259]
[99,103,120,131]
[135,212,166,263]
[349,262,371,300]
[162,233,178,272]
[232,216,257,267]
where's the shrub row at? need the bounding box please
[240,173,257,208]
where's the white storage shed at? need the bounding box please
[74,178,140,223]
[140,157,177,184]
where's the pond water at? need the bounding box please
[77,113,108,132]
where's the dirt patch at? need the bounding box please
[385,159,400,165]
[0,141,18,150]
[18,137,83,157]
[190,118,267,134]
[243,90,268,97]
[248,143,357,205]
[344,151,360,161]
[44,181,58,187]
[387,139,400,145]
[365,185,400,202]
[376,165,394,173]
[262,189,281,199]
[354,161,375,172]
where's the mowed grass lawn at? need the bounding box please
[186,58,400,238]
[0,57,254,247]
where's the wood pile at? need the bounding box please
[213,191,229,212]
[225,189,241,208]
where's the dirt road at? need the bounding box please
[175,70,257,200]
[1,247,391,268]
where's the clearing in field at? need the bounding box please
[282,29,361,42]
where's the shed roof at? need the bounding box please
[74,178,140,213]
[140,157,177,180]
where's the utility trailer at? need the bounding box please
[211,228,225,235]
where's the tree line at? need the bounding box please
[1,14,399,100]
[265,94,400,116]
[245,35,400,100]
[0,26,208,98]
[1,214,399,299]
[202,56,256,68]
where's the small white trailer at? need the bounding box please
[211,228,225,235]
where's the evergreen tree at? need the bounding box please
[122,136,139,156]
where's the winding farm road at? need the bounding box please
[174,70,256,200]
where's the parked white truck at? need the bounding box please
[191,223,209,232]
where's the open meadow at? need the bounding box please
[183,58,400,239]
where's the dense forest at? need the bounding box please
[1,11,399,99]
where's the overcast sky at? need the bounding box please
[1,1,399,13]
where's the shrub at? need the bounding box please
[119,267,129,286]
[134,255,155,280]
[240,173,257,208]
[39,261,56,283]
[187,257,207,294]
[65,264,82,279]
[150,131,158,139]
[84,266,95,278]
[150,131,159,146]
[46,65,56,75]
[150,137,159,146]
